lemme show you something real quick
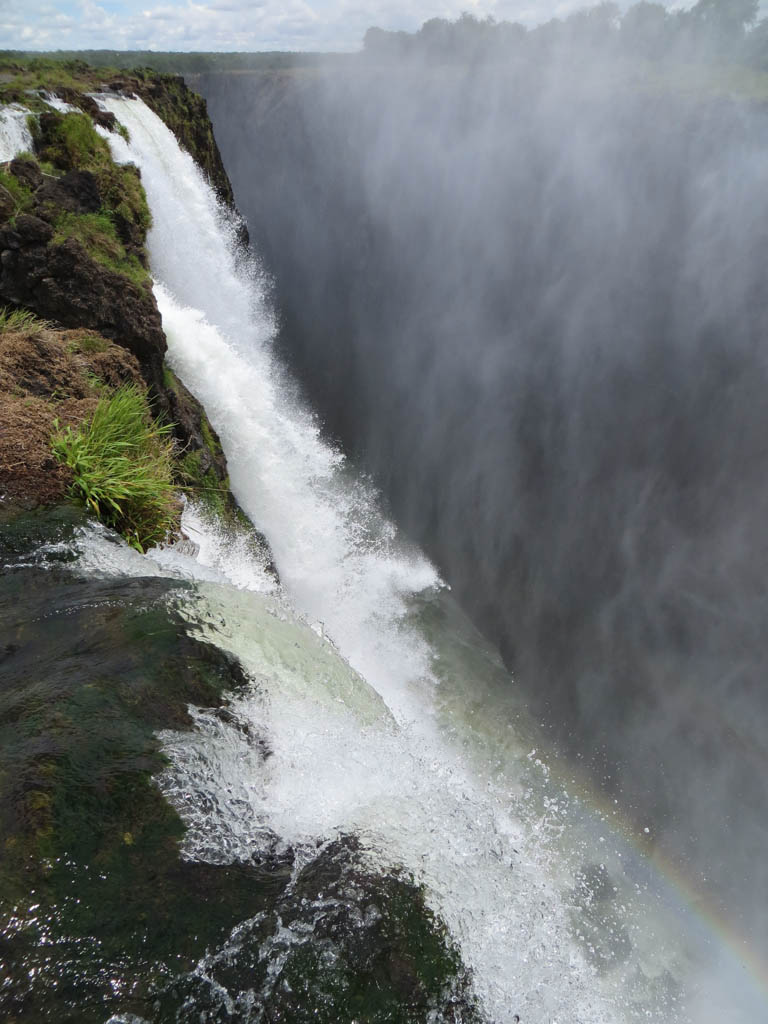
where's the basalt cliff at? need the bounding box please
[0,62,236,524]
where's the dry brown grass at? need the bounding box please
[0,324,141,509]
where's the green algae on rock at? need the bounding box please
[0,510,480,1023]
[155,836,483,1024]
[0,541,285,1022]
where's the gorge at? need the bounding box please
[192,54,768,982]
[0,51,766,1024]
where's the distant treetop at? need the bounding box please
[362,0,768,68]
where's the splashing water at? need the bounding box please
[0,105,32,163]
[84,96,766,1023]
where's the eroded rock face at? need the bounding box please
[0,154,166,382]
[0,227,166,375]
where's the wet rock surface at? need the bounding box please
[155,836,482,1024]
[0,511,479,1024]
[0,532,286,1023]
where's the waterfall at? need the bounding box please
[0,105,32,162]
[77,97,762,1023]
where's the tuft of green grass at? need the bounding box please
[52,211,150,290]
[0,166,35,217]
[0,306,51,335]
[65,331,110,354]
[39,110,108,170]
[51,383,179,552]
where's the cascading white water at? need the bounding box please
[0,105,32,162]
[83,96,764,1024]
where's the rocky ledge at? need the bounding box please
[0,61,264,557]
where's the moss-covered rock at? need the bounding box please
[153,835,483,1023]
[0,511,479,1023]
[132,71,237,209]
[0,541,289,1022]
[0,127,164,382]
[32,110,152,245]
[0,57,236,210]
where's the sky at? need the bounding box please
[0,0,701,54]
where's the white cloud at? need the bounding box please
[0,0,724,54]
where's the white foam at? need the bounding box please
[0,104,32,162]
[42,93,78,113]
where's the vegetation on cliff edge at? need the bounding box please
[51,382,179,552]
[0,56,236,206]
[0,60,271,564]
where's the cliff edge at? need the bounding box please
[0,60,258,552]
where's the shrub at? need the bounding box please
[51,383,179,551]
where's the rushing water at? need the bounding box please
[2,95,761,1022]
[0,104,32,161]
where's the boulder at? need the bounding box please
[9,157,42,191]
[36,169,101,216]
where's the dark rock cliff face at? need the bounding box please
[0,72,239,516]
[133,73,236,209]
[0,139,166,383]
[191,66,768,954]
[0,213,166,376]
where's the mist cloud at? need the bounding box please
[191,37,768,969]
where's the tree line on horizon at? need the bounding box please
[364,1,768,68]
[2,1,768,77]
[0,50,353,74]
